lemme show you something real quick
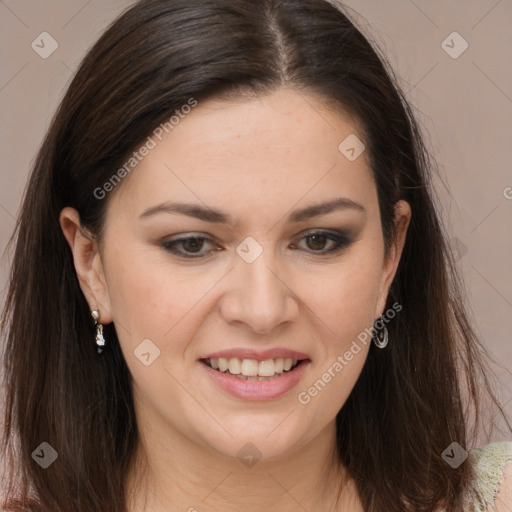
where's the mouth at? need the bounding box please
[200,356,306,381]
[198,349,312,400]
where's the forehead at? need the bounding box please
[110,87,376,223]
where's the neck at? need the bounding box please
[125,413,351,512]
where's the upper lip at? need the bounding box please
[200,348,311,361]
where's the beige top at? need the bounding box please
[464,441,512,511]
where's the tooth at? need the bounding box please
[241,359,259,377]
[258,359,276,377]
[214,356,303,375]
[228,358,241,374]
[218,357,229,372]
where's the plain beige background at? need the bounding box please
[0,0,511,449]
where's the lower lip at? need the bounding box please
[199,359,311,401]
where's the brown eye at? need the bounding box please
[293,230,353,255]
[162,235,217,258]
[305,234,330,251]
[181,237,205,253]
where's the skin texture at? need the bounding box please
[60,87,411,511]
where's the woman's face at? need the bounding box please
[64,87,410,461]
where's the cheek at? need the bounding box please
[294,257,379,419]
[103,242,223,355]
[300,251,384,343]
[104,257,163,337]
[100,240,171,351]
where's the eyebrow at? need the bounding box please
[139,197,366,224]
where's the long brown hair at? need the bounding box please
[1,0,510,510]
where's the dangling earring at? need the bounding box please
[91,310,105,353]
[372,323,389,349]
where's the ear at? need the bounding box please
[59,207,113,324]
[374,200,411,318]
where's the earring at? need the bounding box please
[372,324,389,349]
[91,310,105,353]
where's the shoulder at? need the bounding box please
[468,441,512,512]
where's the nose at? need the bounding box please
[219,247,299,335]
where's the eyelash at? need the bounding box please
[161,231,353,259]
